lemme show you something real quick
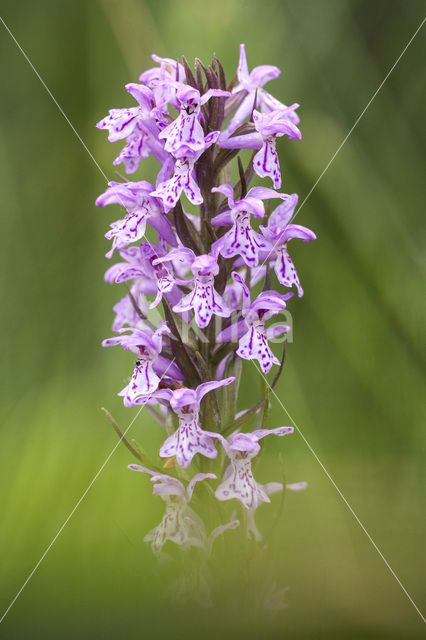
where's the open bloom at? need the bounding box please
[226,43,300,135]
[96,83,154,142]
[152,131,219,211]
[259,194,316,296]
[139,55,185,112]
[209,427,294,510]
[150,378,235,468]
[109,281,147,331]
[218,108,300,189]
[96,83,166,173]
[104,242,183,310]
[252,109,301,188]
[128,465,215,554]
[129,465,239,555]
[211,184,286,267]
[154,249,231,328]
[158,84,229,156]
[96,180,176,257]
[217,272,292,373]
[102,325,182,406]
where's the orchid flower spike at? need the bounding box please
[96,47,314,563]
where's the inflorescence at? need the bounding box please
[96,44,315,559]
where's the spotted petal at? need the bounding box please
[274,247,303,297]
[159,420,218,469]
[96,107,142,142]
[237,322,280,374]
[253,139,281,188]
[118,361,160,407]
[215,460,270,511]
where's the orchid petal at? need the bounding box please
[253,140,281,188]
[265,324,291,339]
[286,481,308,491]
[211,183,234,203]
[200,89,231,105]
[237,43,250,85]
[249,64,281,87]
[251,426,294,440]
[274,247,304,297]
[210,210,233,226]
[282,224,317,242]
[216,319,247,343]
[231,271,251,309]
[196,376,235,403]
[269,194,299,227]
[186,473,217,501]
[226,93,258,136]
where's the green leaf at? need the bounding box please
[101,408,143,462]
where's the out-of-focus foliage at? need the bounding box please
[0,1,425,638]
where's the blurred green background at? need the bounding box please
[0,0,425,638]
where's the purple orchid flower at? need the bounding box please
[96,83,166,174]
[111,122,150,175]
[148,378,235,468]
[102,325,182,406]
[128,465,239,555]
[219,107,301,189]
[210,184,286,267]
[157,83,230,156]
[139,55,185,112]
[252,109,301,188]
[226,44,300,135]
[96,180,176,258]
[151,131,219,211]
[207,427,294,510]
[104,242,184,310]
[259,194,316,297]
[222,267,267,312]
[154,249,231,329]
[110,281,147,332]
[128,465,215,554]
[217,272,292,374]
[223,268,246,312]
[96,83,154,142]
